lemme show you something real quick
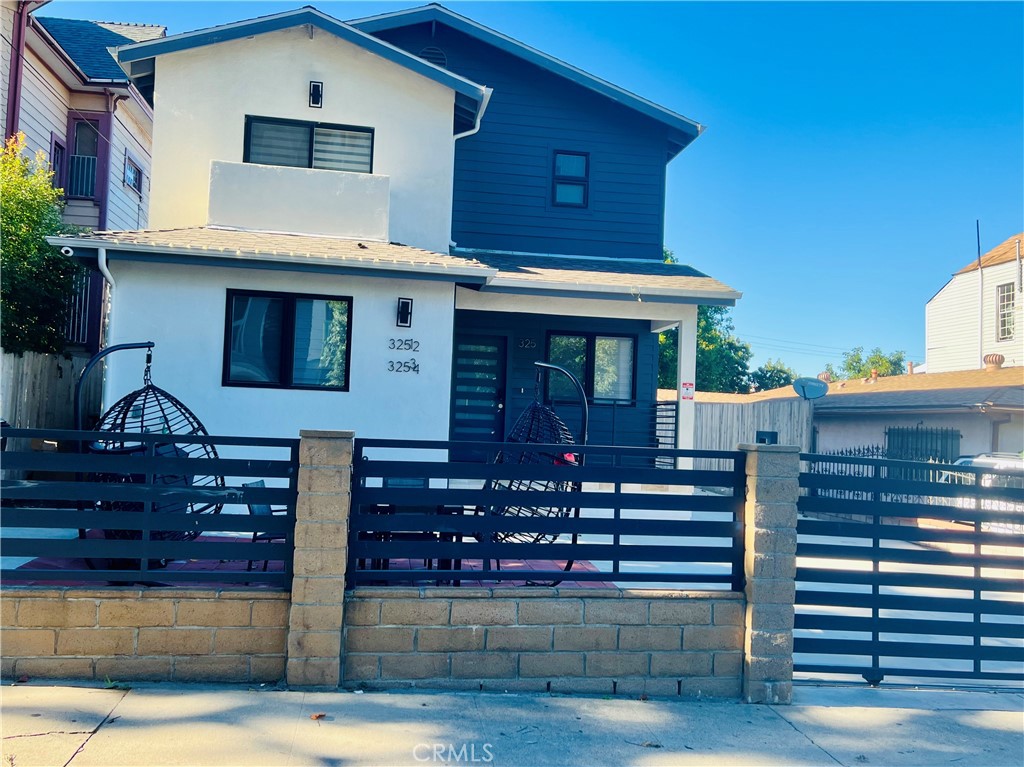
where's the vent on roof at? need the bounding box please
[418,46,447,68]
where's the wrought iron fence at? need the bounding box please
[0,427,299,587]
[349,438,746,589]
[67,155,97,198]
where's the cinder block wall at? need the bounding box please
[342,587,744,698]
[1,588,289,682]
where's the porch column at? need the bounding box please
[675,306,698,469]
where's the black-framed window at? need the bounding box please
[244,115,374,174]
[223,289,352,391]
[546,332,635,403]
[552,150,588,207]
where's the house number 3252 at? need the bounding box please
[388,338,420,352]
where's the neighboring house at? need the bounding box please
[2,0,164,351]
[926,232,1023,374]
[50,5,739,453]
[676,363,1023,459]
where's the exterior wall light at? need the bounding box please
[309,81,323,109]
[396,297,413,327]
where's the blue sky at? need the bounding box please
[44,1,1024,377]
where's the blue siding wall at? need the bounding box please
[454,310,660,451]
[371,24,671,260]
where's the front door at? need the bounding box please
[450,334,506,461]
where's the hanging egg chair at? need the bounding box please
[479,362,588,586]
[84,348,224,569]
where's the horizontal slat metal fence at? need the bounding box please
[349,439,746,589]
[796,452,1024,684]
[1,428,299,588]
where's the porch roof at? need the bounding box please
[463,251,741,305]
[48,226,495,283]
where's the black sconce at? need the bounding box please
[396,297,413,328]
[309,81,323,108]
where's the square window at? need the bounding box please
[552,150,589,207]
[245,116,373,174]
[547,332,635,403]
[124,154,143,195]
[224,290,352,390]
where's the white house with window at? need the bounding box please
[51,7,739,452]
[926,233,1023,373]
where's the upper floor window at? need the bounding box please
[244,116,373,174]
[547,332,635,404]
[552,151,589,207]
[997,283,1015,341]
[223,289,352,391]
[67,120,99,198]
[124,153,143,195]
[50,138,66,190]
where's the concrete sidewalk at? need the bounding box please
[2,683,1021,767]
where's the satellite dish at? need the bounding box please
[793,377,829,400]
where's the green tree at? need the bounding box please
[824,346,907,380]
[750,358,798,392]
[1,133,81,354]
[659,247,755,393]
[658,306,754,393]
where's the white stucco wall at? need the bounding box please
[815,411,1008,458]
[102,260,456,444]
[208,160,389,240]
[926,261,1024,373]
[148,25,456,253]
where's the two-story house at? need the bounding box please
[2,0,163,351]
[926,233,1023,373]
[50,5,739,455]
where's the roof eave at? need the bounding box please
[348,4,703,147]
[116,7,488,108]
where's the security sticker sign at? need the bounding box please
[680,382,695,400]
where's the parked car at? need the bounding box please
[937,453,1024,534]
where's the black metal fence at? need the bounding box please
[885,425,961,463]
[796,452,1024,685]
[349,439,746,589]
[1,428,299,588]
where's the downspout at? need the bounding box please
[450,87,493,250]
[96,246,115,288]
[5,1,31,138]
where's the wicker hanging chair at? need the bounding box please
[481,362,588,585]
[83,353,224,569]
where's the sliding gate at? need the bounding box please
[795,453,1024,685]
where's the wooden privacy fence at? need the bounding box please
[0,428,299,587]
[795,452,1024,684]
[348,438,747,589]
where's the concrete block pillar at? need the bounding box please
[739,443,799,704]
[286,429,354,688]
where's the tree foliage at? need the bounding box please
[659,248,756,393]
[750,358,798,392]
[0,133,81,354]
[824,346,907,380]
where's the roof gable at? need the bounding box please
[35,16,165,82]
[115,5,489,129]
[348,3,703,158]
[956,233,1023,275]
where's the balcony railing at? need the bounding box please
[67,154,97,198]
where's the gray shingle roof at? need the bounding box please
[51,226,491,274]
[469,251,741,300]
[35,17,165,82]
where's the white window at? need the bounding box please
[997,283,1015,341]
[124,154,143,195]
